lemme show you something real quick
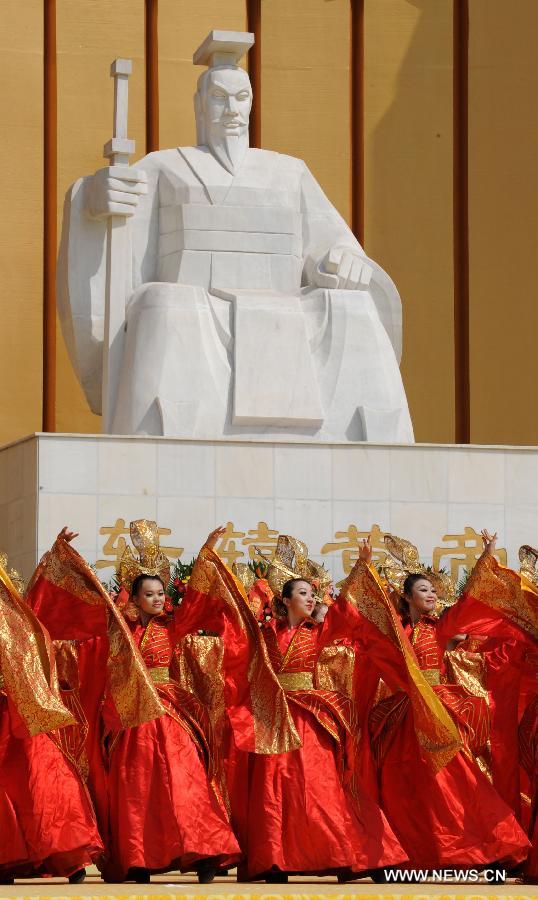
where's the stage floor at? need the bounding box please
[0,870,532,899]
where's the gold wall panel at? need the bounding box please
[261,0,351,225]
[55,0,146,433]
[468,0,538,445]
[158,0,247,153]
[0,1,43,445]
[364,0,455,443]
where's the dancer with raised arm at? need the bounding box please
[0,557,103,883]
[362,530,532,870]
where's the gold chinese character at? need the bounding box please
[214,521,246,567]
[432,526,507,581]
[321,524,387,575]
[95,518,183,570]
[241,521,279,562]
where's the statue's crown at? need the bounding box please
[193,30,254,68]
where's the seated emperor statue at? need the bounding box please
[58,30,414,442]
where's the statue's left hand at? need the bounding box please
[314,246,373,291]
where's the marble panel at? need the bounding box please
[332,446,390,501]
[98,440,157,495]
[505,505,538,560]
[390,446,448,502]
[97,494,158,536]
[505,452,538,506]
[38,493,98,551]
[389,502,449,563]
[157,496,216,559]
[274,498,332,559]
[216,443,274,498]
[39,437,98,494]
[157,441,216,497]
[446,503,505,543]
[274,446,332,500]
[447,450,505,504]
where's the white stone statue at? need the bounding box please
[58,30,414,443]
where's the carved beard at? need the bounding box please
[208,128,249,176]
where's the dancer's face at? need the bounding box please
[134,577,166,616]
[406,577,437,617]
[283,580,315,620]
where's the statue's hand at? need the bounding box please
[314,246,373,291]
[85,166,148,220]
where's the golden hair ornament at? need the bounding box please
[519,544,538,587]
[118,519,171,594]
[380,533,456,613]
[266,535,332,604]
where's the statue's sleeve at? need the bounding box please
[56,155,160,414]
[299,163,403,362]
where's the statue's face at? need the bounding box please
[203,68,252,141]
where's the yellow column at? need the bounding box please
[364,0,455,443]
[0,1,43,445]
[468,0,538,444]
[261,0,351,224]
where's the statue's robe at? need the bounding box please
[58,146,414,442]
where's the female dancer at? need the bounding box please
[179,529,463,883]
[28,522,241,883]
[0,558,103,882]
[364,530,531,870]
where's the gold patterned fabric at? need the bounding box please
[148,666,170,683]
[277,672,314,691]
[0,561,74,736]
[421,668,441,686]
[340,559,461,771]
[188,545,301,754]
[316,643,356,697]
[464,553,538,642]
[28,538,165,730]
[175,634,226,751]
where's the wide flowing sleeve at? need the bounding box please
[176,545,300,755]
[437,554,538,649]
[0,561,74,737]
[327,559,462,772]
[26,537,164,730]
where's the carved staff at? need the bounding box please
[102,58,135,433]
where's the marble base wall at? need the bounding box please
[1,433,538,586]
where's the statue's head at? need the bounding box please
[192,31,254,174]
[195,65,252,173]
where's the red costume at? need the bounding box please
[27,531,240,882]
[180,539,463,881]
[365,545,533,869]
[0,564,102,879]
[103,613,240,881]
[241,615,405,879]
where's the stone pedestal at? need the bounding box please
[0,432,537,585]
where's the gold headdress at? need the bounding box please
[519,544,538,587]
[266,535,332,605]
[380,534,456,613]
[118,520,171,594]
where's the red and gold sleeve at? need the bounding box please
[178,545,300,755]
[334,559,462,772]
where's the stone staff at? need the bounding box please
[101,59,140,432]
